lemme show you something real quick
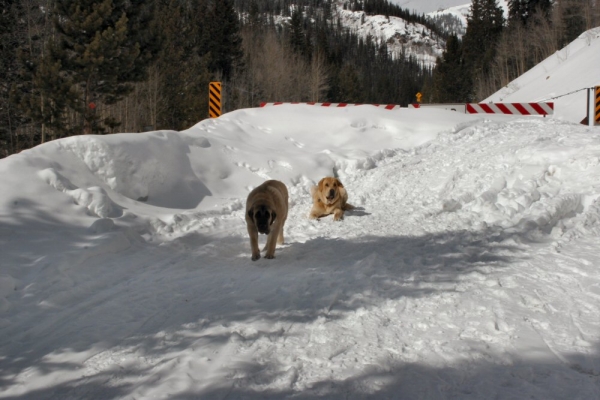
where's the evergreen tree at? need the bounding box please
[431,35,471,103]
[336,64,362,102]
[205,0,244,80]
[463,0,505,78]
[0,0,22,155]
[29,0,159,135]
[247,0,262,28]
[289,7,306,54]
[561,0,587,46]
[508,0,552,25]
[156,0,211,130]
[10,0,62,147]
[508,0,523,22]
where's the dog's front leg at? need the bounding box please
[333,208,344,221]
[247,225,261,261]
[308,210,320,219]
[309,204,324,219]
[264,221,282,259]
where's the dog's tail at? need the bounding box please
[343,202,355,210]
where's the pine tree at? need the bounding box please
[247,0,262,28]
[561,0,587,46]
[0,0,22,155]
[289,7,306,55]
[336,63,362,103]
[156,0,211,130]
[30,0,159,135]
[508,0,552,25]
[431,35,471,103]
[463,0,505,78]
[204,0,244,80]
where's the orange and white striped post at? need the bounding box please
[209,82,222,118]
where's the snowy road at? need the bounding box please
[1,109,599,399]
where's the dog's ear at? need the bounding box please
[318,178,325,191]
[336,178,344,188]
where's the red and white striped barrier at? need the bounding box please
[260,102,402,110]
[466,102,554,116]
[259,101,555,116]
[409,103,466,112]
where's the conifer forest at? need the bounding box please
[1,0,599,157]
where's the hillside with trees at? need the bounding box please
[1,0,437,157]
[428,0,600,103]
[1,0,599,158]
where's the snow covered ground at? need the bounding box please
[1,30,600,400]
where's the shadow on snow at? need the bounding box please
[1,202,598,399]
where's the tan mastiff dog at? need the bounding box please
[309,177,354,221]
[245,180,289,261]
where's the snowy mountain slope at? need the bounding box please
[332,1,509,65]
[334,6,445,67]
[486,27,600,124]
[272,3,446,68]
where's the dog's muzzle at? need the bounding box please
[257,226,270,235]
[326,189,336,202]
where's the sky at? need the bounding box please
[1,26,600,400]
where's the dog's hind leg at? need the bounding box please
[277,223,284,245]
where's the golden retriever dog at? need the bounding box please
[245,180,289,261]
[309,177,354,221]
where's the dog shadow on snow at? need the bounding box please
[344,206,370,217]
